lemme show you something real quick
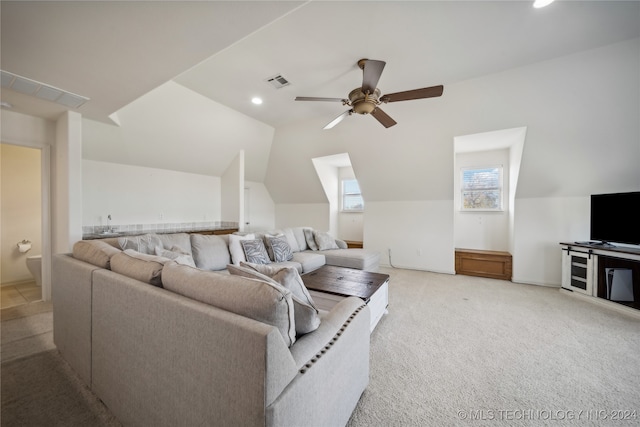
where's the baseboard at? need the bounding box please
[1,279,37,288]
[559,288,640,320]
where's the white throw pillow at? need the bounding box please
[228,233,255,265]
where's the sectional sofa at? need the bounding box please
[52,228,379,426]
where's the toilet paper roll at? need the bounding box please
[18,242,32,253]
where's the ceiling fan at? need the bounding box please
[295,58,443,129]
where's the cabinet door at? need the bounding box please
[562,249,594,295]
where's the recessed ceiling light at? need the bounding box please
[533,0,555,8]
[251,97,263,105]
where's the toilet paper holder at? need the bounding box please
[17,239,32,253]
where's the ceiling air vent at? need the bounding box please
[265,74,290,89]
[1,70,89,108]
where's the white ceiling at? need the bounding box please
[2,1,639,129]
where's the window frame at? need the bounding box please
[341,179,364,212]
[460,165,504,212]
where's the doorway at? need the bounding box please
[0,143,43,308]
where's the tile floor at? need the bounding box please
[1,281,42,309]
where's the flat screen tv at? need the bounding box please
[590,191,640,246]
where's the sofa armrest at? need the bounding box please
[52,253,100,385]
[90,270,298,427]
[289,296,369,368]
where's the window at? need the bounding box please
[461,166,503,211]
[342,179,364,212]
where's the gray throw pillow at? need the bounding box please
[303,228,319,251]
[238,262,321,335]
[118,233,163,255]
[190,234,231,270]
[313,230,339,251]
[241,239,271,264]
[265,234,294,262]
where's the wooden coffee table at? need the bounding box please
[301,265,389,332]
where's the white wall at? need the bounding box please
[82,160,221,226]
[244,181,275,232]
[513,197,589,286]
[366,200,455,274]
[221,150,243,228]
[454,149,510,252]
[275,204,329,231]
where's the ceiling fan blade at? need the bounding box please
[361,59,386,94]
[380,85,444,103]
[323,110,352,130]
[370,107,397,128]
[295,96,345,102]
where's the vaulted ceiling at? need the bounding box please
[2,1,639,187]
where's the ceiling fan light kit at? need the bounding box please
[295,58,444,129]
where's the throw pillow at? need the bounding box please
[164,262,296,347]
[190,234,231,271]
[241,239,271,264]
[232,263,321,335]
[264,234,294,262]
[155,246,197,268]
[303,228,319,251]
[314,230,339,251]
[118,233,162,255]
[228,233,255,265]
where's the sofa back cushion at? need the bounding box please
[190,234,230,271]
[73,240,122,269]
[110,250,169,287]
[162,262,296,347]
[291,227,308,252]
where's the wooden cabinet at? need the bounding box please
[455,248,512,281]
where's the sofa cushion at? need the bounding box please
[303,228,319,251]
[157,233,192,255]
[236,263,321,335]
[155,246,196,268]
[228,233,255,265]
[313,230,339,251]
[190,234,230,271]
[291,227,308,251]
[321,248,380,271]
[282,228,301,253]
[118,233,162,255]
[264,234,294,262]
[163,262,296,347]
[72,240,122,269]
[291,251,325,273]
[111,249,170,287]
[241,239,271,264]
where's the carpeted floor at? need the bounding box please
[2,268,639,426]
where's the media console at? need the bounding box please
[560,242,640,313]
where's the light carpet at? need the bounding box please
[2,268,639,426]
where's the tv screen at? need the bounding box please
[590,191,640,246]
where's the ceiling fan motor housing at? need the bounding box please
[349,87,381,115]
